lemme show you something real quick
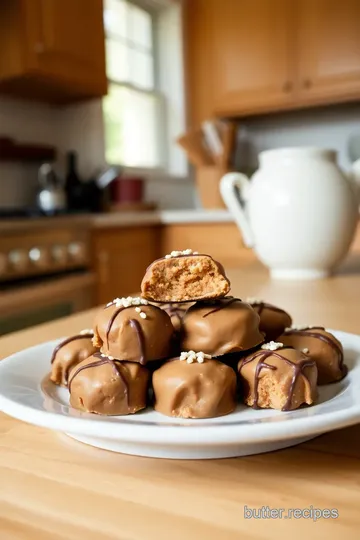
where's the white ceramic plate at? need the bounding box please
[0,330,359,459]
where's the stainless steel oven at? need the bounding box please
[0,217,95,335]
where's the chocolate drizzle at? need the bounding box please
[129,319,146,365]
[240,348,315,411]
[68,352,129,405]
[283,327,344,370]
[251,302,289,317]
[50,334,93,364]
[105,306,128,349]
[202,297,239,318]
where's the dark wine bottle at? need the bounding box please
[65,151,84,211]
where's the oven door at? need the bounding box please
[0,272,95,336]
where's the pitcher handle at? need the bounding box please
[220,172,255,248]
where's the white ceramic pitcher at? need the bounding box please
[220,147,360,279]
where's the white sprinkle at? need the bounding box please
[302,348,310,354]
[180,351,212,363]
[108,296,149,309]
[79,329,93,336]
[164,249,199,259]
[261,341,284,351]
[140,312,147,319]
[286,325,313,331]
[135,307,141,313]
[101,353,106,357]
[246,297,263,305]
[108,355,114,360]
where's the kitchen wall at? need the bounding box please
[0,97,57,208]
[239,104,360,172]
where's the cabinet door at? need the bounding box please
[211,0,294,116]
[25,0,107,96]
[183,0,215,126]
[93,227,161,305]
[297,0,360,104]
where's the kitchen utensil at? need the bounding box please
[220,147,360,279]
[195,166,227,209]
[37,163,66,215]
[177,129,214,167]
[0,329,359,458]
[202,120,223,165]
[220,121,237,169]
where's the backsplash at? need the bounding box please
[239,104,360,171]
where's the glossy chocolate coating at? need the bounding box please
[238,346,318,411]
[93,303,173,364]
[50,334,97,386]
[153,358,237,418]
[69,353,149,415]
[160,302,193,333]
[279,327,345,385]
[249,301,292,341]
[181,298,264,356]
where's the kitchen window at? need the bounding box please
[103,0,164,169]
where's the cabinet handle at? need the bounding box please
[282,81,293,93]
[303,79,312,89]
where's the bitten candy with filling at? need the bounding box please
[238,342,318,411]
[181,297,264,356]
[50,330,97,387]
[68,353,149,415]
[246,298,292,341]
[141,250,230,302]
[278,326,346,385]
[152,352,237,418]
[93,297,173,364]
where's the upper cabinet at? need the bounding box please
[184,0,360,124]
[211,0,294,116]
[0,0,107,104]
[297,0,360,104]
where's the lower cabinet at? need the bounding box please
[92,222,255,305]
[92,226,161,305]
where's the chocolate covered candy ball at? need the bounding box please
[141,250,230,302]
[279,326,346,385]
[50,330,97,386]
[181,297,264,356]
[247,298,292,341]
[69,353,149,415]
[93,297,173,364]
[238,343,318,411]
[153,353,237,418]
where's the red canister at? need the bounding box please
[111,176,144,204]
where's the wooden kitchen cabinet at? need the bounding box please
[210,0,295,116]
[296,0,360,105]
[184,0,360,123]
[92,227,161,305]
[0,0,107,103]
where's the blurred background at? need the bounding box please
[1,0,360,335]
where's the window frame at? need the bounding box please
[103,0,167,172]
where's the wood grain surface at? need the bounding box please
[1,260,360,539]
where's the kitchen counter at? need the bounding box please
[0,210,233,233]
[1,260,360,538]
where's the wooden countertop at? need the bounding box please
[1,261,360,539]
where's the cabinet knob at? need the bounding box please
[282,81,293,93]
[303,79,312,89]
